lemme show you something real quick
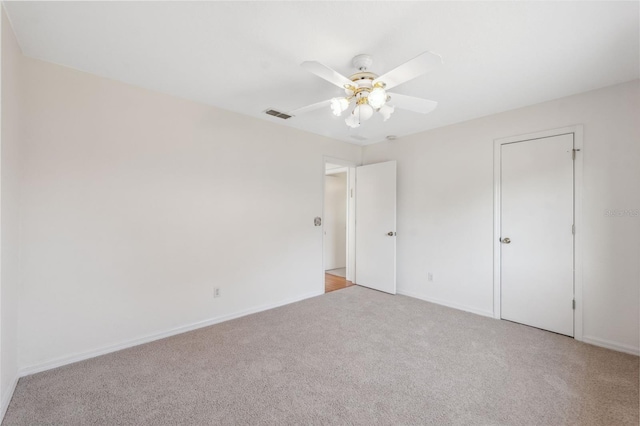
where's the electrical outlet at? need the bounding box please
[214,287,221,298]
[428,273,433,282]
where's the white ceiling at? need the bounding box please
[4,1,639,145]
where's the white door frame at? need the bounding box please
[322,156,357,290]
[493,125,584,341]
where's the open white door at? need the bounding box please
[355,161,396,294]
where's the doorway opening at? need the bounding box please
[323,159,355,293]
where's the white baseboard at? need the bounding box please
[1,374,19,422]
[582,335,639,356]
[398,291,638,356]
[397,289,494,318]
[19,290,324,377]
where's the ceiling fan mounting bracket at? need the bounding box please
[352,54,373,71]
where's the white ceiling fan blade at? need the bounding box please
[387,93,438,114]
[373,51,442,90]
[301,61,353,88]
[288,99,332,116]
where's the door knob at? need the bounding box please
[501,237,511,244]
[387,231,396,236]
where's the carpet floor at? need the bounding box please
[3,286,638,425]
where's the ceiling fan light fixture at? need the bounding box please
[379,104,395,121]
[345,114,360,128]
[368,86,387,109]
[354,103,374,122]
[330,97,350,116]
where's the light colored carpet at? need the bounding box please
[3,286,638,425]
[326,267,346,278]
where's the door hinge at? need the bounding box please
[572,148,581,160]
[572,299,576,310]
[572,224,575,235]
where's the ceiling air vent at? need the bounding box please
[265,109,292,120]
[350,134,368,141]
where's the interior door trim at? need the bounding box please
[492,125,584,341]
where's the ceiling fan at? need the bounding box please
[289,51,442,128]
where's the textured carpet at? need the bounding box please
[326,267,347,278]
[4,286,638,425]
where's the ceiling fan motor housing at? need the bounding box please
[346,55,380,97]
[346,77,374,97]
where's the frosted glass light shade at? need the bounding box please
[330,97,350,116]
[379,104,395,121]
[354,103,374,121]
[368,87,387,109]
[345,114,360,128]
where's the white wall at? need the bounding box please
[363,80,640,354]
[0,6,23,416]
[17,55,362,371]
[324,172,347,271]
[5,23,639,384]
